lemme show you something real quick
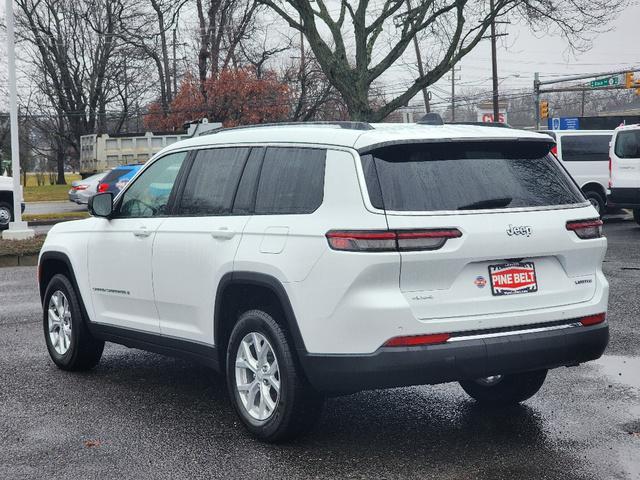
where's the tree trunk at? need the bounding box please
[56,113,66,185]
[56,148,65,185]
[151,0,173,103]
[338,81,372,121]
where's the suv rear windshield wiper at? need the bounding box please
[457,197,513,210]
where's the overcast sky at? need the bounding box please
[1,1,639,112]
[424,2,640,109]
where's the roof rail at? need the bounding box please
[447,121,512,129]
[200,121,374,136]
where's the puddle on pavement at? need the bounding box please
[592,356,640,479]
[593,355,640,391]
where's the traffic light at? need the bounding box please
[540,100,549,119]
[625,72,634,88]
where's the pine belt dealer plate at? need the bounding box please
[488,262,538,296]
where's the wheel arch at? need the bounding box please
[38,251,92,324]
[580,182,607,200]
[0,190,13,205]
[214,272,308,371]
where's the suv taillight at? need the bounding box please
[566,219,603,239]
[326,229,462,252]
[97,183,108,193]
[580,313,605,326]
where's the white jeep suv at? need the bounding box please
[38,121,609,442]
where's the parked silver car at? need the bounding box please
[68,171,109,205]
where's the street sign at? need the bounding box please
[590,76,619,88]
[549,117,580,130]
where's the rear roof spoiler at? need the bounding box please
[357,136,555,155]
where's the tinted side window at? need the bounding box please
[233,148,265,215]
[561,135,611,161]
[117,153,187,218]
[614,130,640,159]
[178,148,249,215]
[254,147,326,214]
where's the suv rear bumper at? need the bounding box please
[301,322,608,394]
[607,187,640,208]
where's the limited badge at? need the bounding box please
[474,276,487,288]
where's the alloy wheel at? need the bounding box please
[235,332,281,421]
[0,206,10,226]
[48,291,72,355]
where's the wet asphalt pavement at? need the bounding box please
[1,222,639,479]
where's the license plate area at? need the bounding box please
[488,262,538,296]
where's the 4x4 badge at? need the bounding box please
[506,224,532,237]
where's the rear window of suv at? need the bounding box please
[614,130,640,159]
[560,135,610,162]
[101,167,133,184]
[361,141,584,212]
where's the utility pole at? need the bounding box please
[123,58,129,133]
[451,70,455,121]
[406,0,430,113]
[450,66,461,121]
[300,25,305,77]
[489,0,499,121]
[172,28,178,98]
[2,0,34,240]
[534,72,541,130]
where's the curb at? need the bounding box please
[27,217,86,226]
[0,254,38,268]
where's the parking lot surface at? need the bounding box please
[1,222,638,480]
[24,201,87,215]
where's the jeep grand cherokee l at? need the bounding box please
[38,121,609,442]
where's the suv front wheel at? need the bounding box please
[459,370,547,406]
[43,274,105,370]
[226,309,324,442]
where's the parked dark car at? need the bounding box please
[97,164,144,195]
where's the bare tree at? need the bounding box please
[195,0,258,98]
[282,51,347,122]
[259,0,628,121]
[116,0,189,116]
[15,0,126,183]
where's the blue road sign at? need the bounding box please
[549,117,580,130]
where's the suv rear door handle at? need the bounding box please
[211,227,235,240]
[133,227,152,238]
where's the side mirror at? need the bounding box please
[89,192,114,218]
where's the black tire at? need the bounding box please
[459,370,547,406]
[584,190,605,216]
[0,201,13,230]
[226,309,324,442]
[633,208,640,226]
[43,274,104,371]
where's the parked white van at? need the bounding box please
[607,124,640,223]
[540,130,613,214]
[0,175,25,230]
